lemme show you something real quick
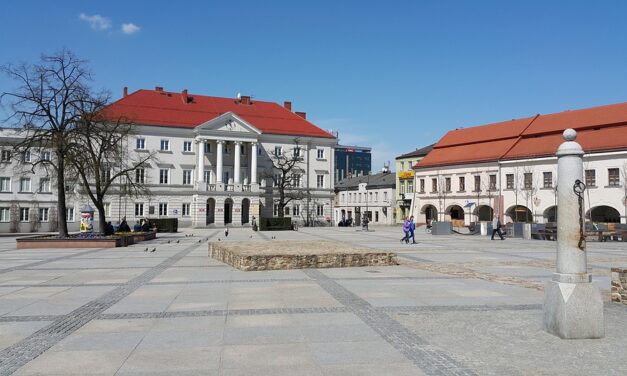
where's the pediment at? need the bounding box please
[195,112,261,135]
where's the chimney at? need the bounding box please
[295,111,307,119]
[283,101,292,111]
[240,95,251,105]
[182,89,188,103]
[123,87,128,97]
[155,86,164,92]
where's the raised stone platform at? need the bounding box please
[208,240,398,271]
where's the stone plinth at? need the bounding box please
[208,240,397,271]
[611,268,627,303]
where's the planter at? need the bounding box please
[131,231,157,243]
[431,221,452,235]
[16,235,123,249]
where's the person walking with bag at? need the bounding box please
[491,215,505,240]
[409,216,417,244]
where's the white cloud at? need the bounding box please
[79,13,111,31]
[121,23,140,35]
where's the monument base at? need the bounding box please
[543,280,604,339]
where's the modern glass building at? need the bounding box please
[334,145,372,182]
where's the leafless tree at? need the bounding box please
[262,140,305,218]
[1,50,106,236]
[521,164,538,223]
[70,112,156,233]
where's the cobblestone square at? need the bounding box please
[1,227,626,375]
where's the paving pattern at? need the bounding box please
[0,226,625,375]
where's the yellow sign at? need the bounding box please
[398,171,414,179]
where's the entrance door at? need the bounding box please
[224,198,233,224]
[241,199,250,225]
[206,198,215,225]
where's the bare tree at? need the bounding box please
[1,50,106,236]
[70,113,156,233]
[521,165,538,223]
[262,141,305,218]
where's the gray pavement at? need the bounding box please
[0,226,625,375]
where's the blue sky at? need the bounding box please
[2,1,627,170]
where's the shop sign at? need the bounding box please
[398,171,414,179]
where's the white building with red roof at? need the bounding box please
[0,87,338,231]
[412,102,627,229]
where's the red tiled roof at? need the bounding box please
[416,101,627,168]
[102,89,335,139]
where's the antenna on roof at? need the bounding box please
[236,93,241,100]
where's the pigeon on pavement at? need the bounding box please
[150,248,156,253]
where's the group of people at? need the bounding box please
[401,216,417,244]
[103,217,154,236]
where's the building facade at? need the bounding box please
[333,171,396,226]
[334,145,372,182]
[0,88,337,232]
[412,102,627,226]
[394,144,433,223]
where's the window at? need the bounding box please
[317,148,325,159]
[489,174,497,190]
[293,204,300,216]
[543,172,553,189]
[368,192,373,202]
[159,203,168,216]
[183,170,192,185]
[159,169,169,184]
[506,174,514,189]
[66,207,75,222]
[359,193,362,202]
[445,177,451,192]
[273,174,281,187]
[316,204,324,216]
[204,143,211,153]
[317,175,324,188]
[294,147,301,157]
[420,179,425,193]
[135,168,145,184]
[273,204,279,216]
[182,203,190,216]
[585,169,596,187]
[284,206,290,216]
[183,141,192,152]
[38,208,49,222]
[293,174,301,187]
[160,139,170,151]
[459,176,465,191]
[341,193,345,203]
[608,168,620,187]
[400,181,406,194]
[41,151,51,161]
[23,151,31,163]
[474,176,481,192]
[101,167,111,183]
[136,138,146,150]
[400,162,405,171]
[19,177,31,192]
[20,208,29,222]
[104,203,111,217]
[375,211,379,222]
[274,146,282,156]
[39,178,51,193]
[134,203,144,217]
[524,173,533,189]
[0,207,9,222]
[384,192,388,201]
[0,177,10,192]
[431,178,437,193]
[1,150,10,162]
[224,143,231,154]
[204,171,211,183]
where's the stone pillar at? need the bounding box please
[216,140,224,183]
[234,141,241,184]
[196,140,205,185]
[543,128,604,339]
[251,142,258,184]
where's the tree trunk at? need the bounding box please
[56,155,69,237]
[97,205,107,234]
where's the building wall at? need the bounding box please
[0,125,337,233]
[412,151,627,225]
[395,155,424,223]
[334,183,395,226]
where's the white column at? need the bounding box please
[216,140,224,183]
[196,140,205,185]
[251,142,258,184]
[234,141,241,184]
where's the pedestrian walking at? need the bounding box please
[400,217,410,243]
[409,216,417,244]
[491,215,505,240]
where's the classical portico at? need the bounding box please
[191,113,262,227]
